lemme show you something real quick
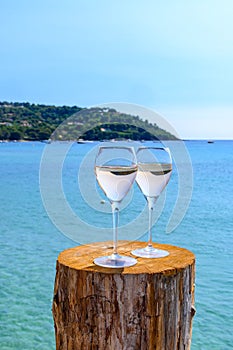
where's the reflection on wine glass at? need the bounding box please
[94,146,138,268]
[131,146,172,258]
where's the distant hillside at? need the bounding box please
[0,101,177,141]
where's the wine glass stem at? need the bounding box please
[112,202,120,256]
[147,197,157,248]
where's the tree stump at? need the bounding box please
[52,241,195,350]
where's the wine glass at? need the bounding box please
[94,146,138,268]
[131,146,172,258]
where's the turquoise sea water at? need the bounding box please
[0,141,232,349]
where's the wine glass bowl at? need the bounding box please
[131,146,172,258]
[94,146,138,268]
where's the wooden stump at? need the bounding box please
[53,241,195,350]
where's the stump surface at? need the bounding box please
[53,241,195,350]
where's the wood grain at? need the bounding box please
[53,241,195,350]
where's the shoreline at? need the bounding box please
[1,139,233,143]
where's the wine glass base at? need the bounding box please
[131,247,169,258]
[94,254,137,268]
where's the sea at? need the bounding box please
[0,140,232,350]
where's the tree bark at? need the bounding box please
[53,241,195,350]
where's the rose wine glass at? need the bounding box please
[94,146,138,268]
[131,146,172,258]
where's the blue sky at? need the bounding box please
[0,0,233,138]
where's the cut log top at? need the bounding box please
[54,241,195,349]
[57,240,195,275]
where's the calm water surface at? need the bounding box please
[0,141,232,349]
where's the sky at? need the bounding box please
[0,0,233,139]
